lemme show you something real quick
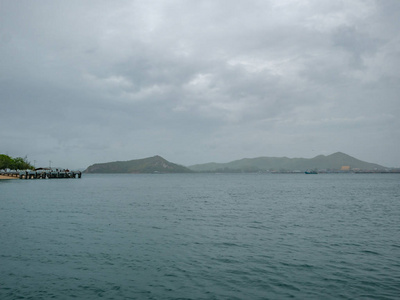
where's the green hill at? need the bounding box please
[85,155,193,174]
[188,152,386,172]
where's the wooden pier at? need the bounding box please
[0,169,82,179]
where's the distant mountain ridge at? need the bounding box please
[188,152,386,172]
[85,152,387,174]
[85,155,192,173]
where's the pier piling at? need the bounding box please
[1,169,82,180]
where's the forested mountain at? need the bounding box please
[85,152,387,174]
[85,155,193,173]
[188,152,386,172]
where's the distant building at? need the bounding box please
[341,166,351,171]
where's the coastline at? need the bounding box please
[0,175,19,180]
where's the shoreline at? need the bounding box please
[0,175,19,180]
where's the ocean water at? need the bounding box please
[1,173,399,299]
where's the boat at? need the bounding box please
[305,170,318,174]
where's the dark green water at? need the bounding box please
[1,173,399,299]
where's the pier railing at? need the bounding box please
[0,169,82,179]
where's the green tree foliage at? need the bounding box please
[0,154,34,170]
[13,157,33,170]
[0,154,14,169]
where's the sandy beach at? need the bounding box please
[0,175,19,180]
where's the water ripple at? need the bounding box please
[1,173,399,299]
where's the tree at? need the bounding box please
[0,154,14,169]
[14,156,33,170]
[0,154,34,170]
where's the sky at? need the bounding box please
[1,0,399,169]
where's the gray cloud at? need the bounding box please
[1,0,399,168]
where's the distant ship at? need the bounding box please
[305,170,318,174]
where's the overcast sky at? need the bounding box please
[1,0,399,169]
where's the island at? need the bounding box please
[85,155,193,174]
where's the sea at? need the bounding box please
[1,173,399,299]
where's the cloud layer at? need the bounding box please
[1,0,399,168]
